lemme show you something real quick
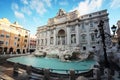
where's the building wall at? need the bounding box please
[29,35,36,53]
[0,18,30,54]
[36,9,110,53]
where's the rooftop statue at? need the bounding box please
[57,9,66,16]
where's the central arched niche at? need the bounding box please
[58,29,65,36]
[57,29,66,45]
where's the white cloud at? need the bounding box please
[21,0,28,5]
[21,7,32,15]
[30,0,47,15]
[110,0,120,8]
[11,3,19,11]
[14,11,25,19]
[11,3,25,19]
[12,0,52,17]
[59,1,68,6]
[72,0,103,15]
[44,0,51,7]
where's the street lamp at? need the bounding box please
[111,25,119,48]
[111,25,117,35]
[95,20,110,68]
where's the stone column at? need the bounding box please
[39,39,42,46]
[65,36,67,45]
[67,26,70,45]
[43,39,44,46]
[60,37,62,45]
[43,39,45,46]
[56,36,58,45]
[53,29,56,45]
[43,69,50,80]
[76,24,79,45]
[39,39,41,46]
[69,69,75,80]
[38,39,40,46]
[47,30,50,46]
[86,22,91,52]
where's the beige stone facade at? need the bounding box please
[36,9,110,53]
[29,34,36,53]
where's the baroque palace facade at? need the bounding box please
[0,18,30,54]
[36,9,110,53]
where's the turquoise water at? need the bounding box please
[7,56,95,74]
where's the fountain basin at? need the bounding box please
[7,55,95,74]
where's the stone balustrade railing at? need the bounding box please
[12,62,92,80]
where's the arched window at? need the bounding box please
[81,34,86,42]
[90,21,93,27]
[91,33,95,41]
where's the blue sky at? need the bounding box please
[0,0,120,35]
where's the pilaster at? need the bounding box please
[76,24,79,45]
[47,30,50,45]
[67,26,70,45]
[53,29,56,45]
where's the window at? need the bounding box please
[15,37,17,39]
[83,46,86,50]
[71,34,76,43]
[24,39,27,42]
[17,44,19,47]
[89,14,92,17]
[1,34,4,37]
[18,38,20,41]
[81,34,86,42]
[25,35,28,38]
[14,42,16,46]
[6,35,10,38]
[18,34,21,37]
[91,34,95,41]
[50,37,53,44]
[92,46,95,49]
[90,21,93,27]
[41,39,44,45]
[71,26,75,32]
[0,40,4,44]
[6,41,8,46]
